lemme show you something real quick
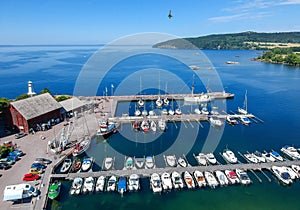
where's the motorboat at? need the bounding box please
[205,153,217,165]
[161,172,173,190]
[125,157,134,170]
[236,169,251,185]
[97,121,116,137]
[252,151,266,163]
[103,157,114,170]
[48,181,61,200]
[262,151,276,162]
[95,176,105,192]
[163,97,170,106]
[106,175,117,192]
[215,170,229,186]
[150,173,162,193]
[193,170,206,188]
[168,108,175,115]
[156,97,163,108]
[60,158,72,173]
[134,157,145,169]
[138,98,144,107]
[132,121,140,131]
[140,120,150,133]
[280,145,300,160]
[158,119,166,131]
[238,107,248,115]
[201,107,209,115]
[210,106,219,115]
[291,165,300,176]
[171,171,184,189]
[222,149,238,164]
[282,166,299,180]
[244,153,258,163]
[177,156,188,167]
[142,108,148,117]
[271,166,292,185]
[82,177,95,193]
[70,158,81,173]
[161,108,168,115]
[194,153,207,166]
[72,138,91,157]
[225,170,240,184]
[81,157,94,172]
[165,155,177,167]
[270,151,284,161]
[239,116,251,125]
[183,171,195,189]
[204,171,219,188]
[134,108,141,116]
[175,107,182,115]
[70,177,83,195]
[118,177,127,194]
[226,116,239,125]
[150,121,157,132]
[184,94,212,104]
[128,174,140,191]
[145,156,155,169]
[209,117,223,127]
[194,108,201,114]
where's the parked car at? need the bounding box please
[34,158,52,165]
[9,150,24,157]
[23,173,40,181]
[0,158,15,165]
[14,132,27,139]
[31,163,47,170]
[6,155,18,162]
[2,141,12,148]
[0,162,10,170]
[28,168,44,174]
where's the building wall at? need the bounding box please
[9,105,29,133]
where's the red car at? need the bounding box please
[23,173,40,181]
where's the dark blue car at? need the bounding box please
[31,163,47,169]
[9,150,23,157]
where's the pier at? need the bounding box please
[50,159,300,180]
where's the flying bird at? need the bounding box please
[168,10,173,19]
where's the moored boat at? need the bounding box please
[271,166,292,185]
[252,151,266,163]
[70,177,83,195]
[128,174,140,191]
[171,171,184,189]
[60,158,72,173]
[193,170,206,188]
[72,138,91,157]
[70,158,82,173]
[134,157,145,169]
[103,157,114,170]
[280,145,300,160]
[209,116,223,127]
[140,119,150,133]
[222,149,238,164]
[150,120,157,132]
[239,116,251,125]
[106,175,117,192]
[158,119,166,131]
[81,157,94,172]
[183,171,195,189]
[97,121,116,137]
[132,121,140,131]
[225,170,240,184]
[205,153,217,165]
[150,173,162,193]
[270,151,284,161]
[82,177,95,193]
[161,172,173,190]
[226,116,239,125]
[145,156,155,169]
[165,155,177,167]
[95,176,105,192]
[236,169,251,185]
[48,181,61,200]
[244,153,259,163]
[204,171,219,188]
[177,156,188,167]
[125,157,134,170]
[118,177,127,194]
[282,166,299,180]
[215,170,229,186]
[194,153,207,166]
[291,165,300,176]
[175,107,182,115]
[262,151,276,162]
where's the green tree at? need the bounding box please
[16,93,30,101]
[0,98,10,113]
[40,88,51,95]
[56,95,71,102]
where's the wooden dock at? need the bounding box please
[50,159,300,180]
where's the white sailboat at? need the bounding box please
[138,77,144,107]
[238,90,248,115]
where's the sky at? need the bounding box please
[0,0,299,45]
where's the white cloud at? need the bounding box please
[209,13,249,23]
[279,0,300,5]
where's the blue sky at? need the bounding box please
[0,0,299,44]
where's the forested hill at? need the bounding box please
[153,31,300,50]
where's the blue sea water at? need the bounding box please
[1,46,300,209]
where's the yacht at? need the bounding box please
[168,108,175,115]
[226,116,239,125]
[175,107,182,115]
[132,121,140,131]
[282,166,299,180]
[194,153,207,166]
[215,170,229,186]
[128,174,140,191]
[95,176,105,192]
[163,97,170,106]
[140,119,150,133]
[193,170,206,187]
[280,145,300,160]
[72,138,91,157]
[171,171,184,189]
[138,98,144,107]
[150,120,157,132]
[134,108,141,116]
[150,173,162,193]
[184,93,213,103]
[165,155,177,167]
[244,153,258,163]
[70,177,83,195]
[252,151,266,163]
[291,165,300,176]
[161,108,168,115]
[81,157,94,172]
[82,177,95,193]
[262,151,276,162]
[271,166,292,185]
[97,121,116,137]
[204,171,219,188]
[60,158,72,173]
[205,153,217,165]
[194,108,201,114]
[158,119,166,131]
[145,156,155,169]
[239,116,251,125]
[270,151,284,161]
[125,157,134,170]
[225,170,240,184]
[134,157,145,169]
[103,157,114,170]
[161,172,173,190]
[106,175,117,192]
[222,149,238,164]
[156,97,163,108]
[183,171,195,189]
[201,107,209,115]
[118,177,127,194]
[209,117,223,127]
[210,106,219,115]
[236,169,251,185]
[177,156,188,167]
[142,108,148,117]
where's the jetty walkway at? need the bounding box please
[50,159,300,180]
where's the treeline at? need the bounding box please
[256,47,300,66]
[153,31,300,50]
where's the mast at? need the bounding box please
[244,90,248,112]
[192,74,195,95]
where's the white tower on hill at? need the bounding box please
[27,81,36,97]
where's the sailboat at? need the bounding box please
[238,90,248,115]
[149,99,155,116]
[168,98,175,115]
[138,77,144,107]
[156,72,163,108]
[163,82,169,106]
